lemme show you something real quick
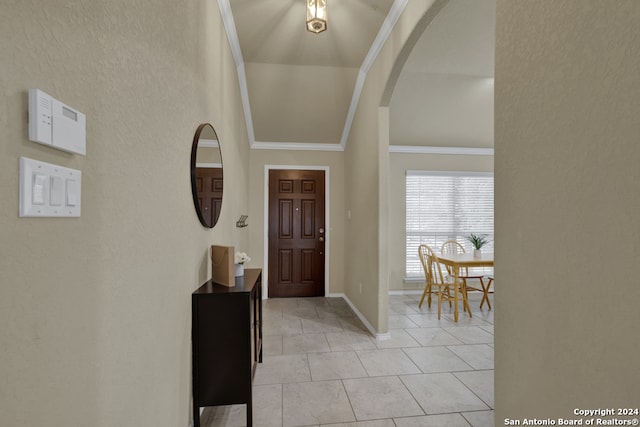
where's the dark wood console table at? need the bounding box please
[192,268,262,427]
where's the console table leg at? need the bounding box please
[193,405,200,427]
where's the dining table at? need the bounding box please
[436,252,494,322]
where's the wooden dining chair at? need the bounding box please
[440,240,486,307]
[418,244,470,320]
[480,275,494,310]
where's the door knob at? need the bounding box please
[319,228,325,233]
[319,236,324,242]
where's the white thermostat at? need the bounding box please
[28,88,86,155]
[19,157,81,217]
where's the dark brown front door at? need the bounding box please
[268,169,325,297]
[195,167,223,227]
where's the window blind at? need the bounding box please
[406,171,494,278]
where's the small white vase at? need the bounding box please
[235,263,244,277]
[473,249,482,258]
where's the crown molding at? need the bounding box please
[219,0,408,151]
[389,145,494,156]
[251,141,344,152]
[340,0,409,148]
[218,0,255,146]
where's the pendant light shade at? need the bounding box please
[307,0,327,34]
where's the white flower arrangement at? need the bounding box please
[234,251,251,265]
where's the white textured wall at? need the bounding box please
[0,1,249,426]
[496,0,640,419]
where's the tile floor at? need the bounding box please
[200,291,494,427]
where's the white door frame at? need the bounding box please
[263,165,331,299]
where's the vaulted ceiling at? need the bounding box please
[222,0,494,150]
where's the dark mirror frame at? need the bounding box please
[190,123,223,228]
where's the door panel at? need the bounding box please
[268,169,325,297]
[195,167,223,228]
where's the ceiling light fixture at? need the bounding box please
[306,0,327,34]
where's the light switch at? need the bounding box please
[32,173,47,205]
[50,176,64,206]
[20,157,81,217]
[66,179,78,206]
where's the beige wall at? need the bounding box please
[0,1,249,426]
[344,0,439,333]
[247,149,346,295]
[388,152,494,290]
[496,0,640,420]
[245,62,357,144]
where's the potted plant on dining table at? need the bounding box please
[467,234,489,258]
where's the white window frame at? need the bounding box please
[405,170,494,280]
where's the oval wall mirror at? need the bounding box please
[190,123,223,228]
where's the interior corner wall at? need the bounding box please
[0,1,250,426]
[343,0,439,333]
[495,0,640,420]
[388,153,494,291]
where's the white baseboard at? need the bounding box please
[330,293,391,341]
[389,290,423,296]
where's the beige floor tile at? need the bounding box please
[317,304,356,318]
[356,349,421,376]
[388,314,419,329]
[480,324,494,334]
[393,413,474,427]
[200,405,246,427]
[388,303,420,315]
[262,335,283,356]
[253,353,310,385]
[405,327,464,346]
[400,373,489,414]
[403,346,473,374]
[454,370,494,408]
[308,351,368,380]
[264,298,299,311]
[325,331,376,351]
[447,344,494,370]
[462,410,495,427]
[283,380,356,426]
[374,329,420,349]
[250,296,493,427]
[324,420,396,427]
[302,317,344,333]
[442,326,494,344]
[282,333,330,354]
[253,384,283,427]
[283,305,321,321]
[327,297,351,307]
[298,297,331,308]
[343,376,424,420]
[263,316,303,336]
[469,307,494,322]
[405,313,457,328]
[262,306,284,322]
[440,314,493,328]
[337,316,370,333]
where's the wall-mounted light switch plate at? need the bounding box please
[19,157,81,217]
